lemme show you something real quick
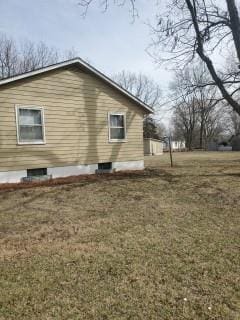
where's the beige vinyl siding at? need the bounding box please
[0,66,145,171]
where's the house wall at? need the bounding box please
[0,66,145,182]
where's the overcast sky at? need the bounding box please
[0,0,173,123]
[0,1,172,85]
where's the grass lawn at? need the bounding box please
[0,152,240,319]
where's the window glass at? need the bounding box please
[110,114,124,127]
[19,126,43,141]
[17,107,44,143]
[109,113,126,140]
[19,109,42,125]
[110,128,125,139]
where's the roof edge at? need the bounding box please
[0,57,153,114]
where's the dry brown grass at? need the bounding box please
[0,152,240,319]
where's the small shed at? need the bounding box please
[144,138,163,156]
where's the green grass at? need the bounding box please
[0,152,240,319]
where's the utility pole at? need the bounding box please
[164,135,173,167]
[168,136,173,167]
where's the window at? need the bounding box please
[98,162,112,170]
[27,168,47,177]
[108,112,126,142]
[16,106,45,144]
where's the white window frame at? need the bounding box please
[15,105,46,145]
[108,112,127,142]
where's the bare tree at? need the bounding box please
[0,34,18,78]
[113,70,161,109]
[172,96,198,150]
[172,97,225,150]
[175,63,220,148]
[231,112,240,135]
[225,107,240,136]
[170,61,227,149]
[204,110,225,144]
[152,0,240,115]
[64,47,79,60]
[79,0,138,19]
[113,70,165,139]
[79,0,240,116]
[18,41,59,74]
[0,33,79,79]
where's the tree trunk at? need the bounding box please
[185,0,240,115]
[199,121,204,149]
[189,134,193,151]
[186,131,193,151]
[226,0,240,63]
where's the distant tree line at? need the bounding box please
[0,33,77,79]
[170,62,240,150]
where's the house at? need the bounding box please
[144,138,163,156]
[0,58,152,183]
[163,139,186,152]
[171,140,186,151]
